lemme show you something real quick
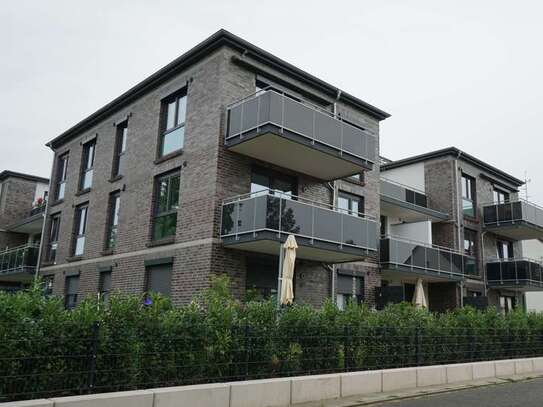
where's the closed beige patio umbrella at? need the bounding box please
[412,278,427,309]
[280,235,298,306]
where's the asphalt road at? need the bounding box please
[376,378,543,407]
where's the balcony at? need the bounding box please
[0,244,39,282]
[486,258,543,291]
[380,237,478,281]
[483,200,543,240]
[225,90,377,180]
[221,190,378,263]
[6,203,46,235]
[380,178,449,222]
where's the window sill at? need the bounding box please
[154,149,183,165]
[66,255,83,263]
[146,236,175,248]
[49,199,64,207]
[108,175,123,183]
[75,188,91,197]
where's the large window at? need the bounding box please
[461,174,476,218]
[152,172,180,241]
[246,256,279,300]
[105,192,120,249]
[497,239,514,259]
[337,191,364,216]
[55,153,69,200]
[336,273,364,310]
[64,275,79,309]
[79,140,96,191]
[160,90,187,157]
[73,204,88,256]
[99,271,112,303]
[48,214,61,262]
[145,264,172,297]
[112,121,128,177]
[463,228,477,256]
[493,188,510,204]
[250,167,297,198]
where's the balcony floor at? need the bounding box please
[381,198,449,222]
[226,125,371,180]
[222,231,374,263]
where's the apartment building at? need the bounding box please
[0,170,49,291]
[38,30,389,308]
[379,148,543,313]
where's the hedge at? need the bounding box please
[1,276,543,401]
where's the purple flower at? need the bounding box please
[143,297,153,306]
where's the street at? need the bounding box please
[376,378,543,406]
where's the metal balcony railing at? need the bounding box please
[380,236,478,279]
[486,258,543,288]
[0,243,40,275]
[225,89,377,168]
[483,199,543,229]
[29,203,47,217]
[221,189,378,254]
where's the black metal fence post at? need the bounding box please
[244,322,250,379]
[86,322,99,394]
[415,326,422,366]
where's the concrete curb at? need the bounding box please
[4,357,543,407]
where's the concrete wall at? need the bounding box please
[381,162,425,192]
[389,220,432,244]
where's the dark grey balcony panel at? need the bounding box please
[380,179,448,222]
[483,201,543,240]
[0,244,39,282]
[221,193,377,263]
[380,237,478,281]
[486,259,543,291]
[226,91,377,180]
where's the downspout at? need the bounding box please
[481,231,488,296]
[35,149,55,281]
[453,151,463,250]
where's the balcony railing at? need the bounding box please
[380,236,478,279]
[486,258,543,289]
[225,89,377,179]
[29,203,47,217]
[221,189,377,261]
[483,200,543,239]
[0,243,40,275]
[380,178,427,207]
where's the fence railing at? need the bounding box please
[221,189,378,252]
[380,236,478,278]
[483,199,543,229]
[1,324,542,402]
[486,258,543,287]
[29,203,47,217]
[0,244,40,274]
[226,89,377,165]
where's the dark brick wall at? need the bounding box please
[0,177,38,229]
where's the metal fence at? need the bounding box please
[2,324,543,402]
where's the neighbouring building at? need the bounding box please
[37,30,542,313]
[0,170,49,291]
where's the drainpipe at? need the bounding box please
[453,151,463,250]
[34,152,55,281]
[481,231,488,296]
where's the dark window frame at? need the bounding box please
[105,191,121,250]
[145,263,172,297]
[158,88,187,158]
[112,121,128,178]
[47,214,61,262]
[55,153,69,201]
[463,228,477,256]
[64,274,79,309]
[337,191,365,216]
[493,188,510,204]
[43,275,54,297]
[79,140,96,191]
[72,203,89,256]
[151,170,181,241]
[98,271,112,302]
[250,166,298,197]
[461,173,477,218]
[496,239,514,259]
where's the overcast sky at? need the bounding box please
[1,1,541,202]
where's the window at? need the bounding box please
[55,153,69,200]
[336,273,364,310]
[463,228,477,256]
[461,174,476,218]
[152,172,180,241]
[43,275,54,297]
[99,271,112,302]
[380,215,388,237]
[73,204,88,256]
[160,90,187,157]
[112,121,128,177]
[337,192,364,216]
[145,264,172,297]
[499,295,516,315]
[48,214,61,262]
[64,275,79,309]
[493,188,510,204]
[497,239,514,259]
[105,192,120,249]
[246,256,279,300]
[79,140,96,191]
[250,167,297,198]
